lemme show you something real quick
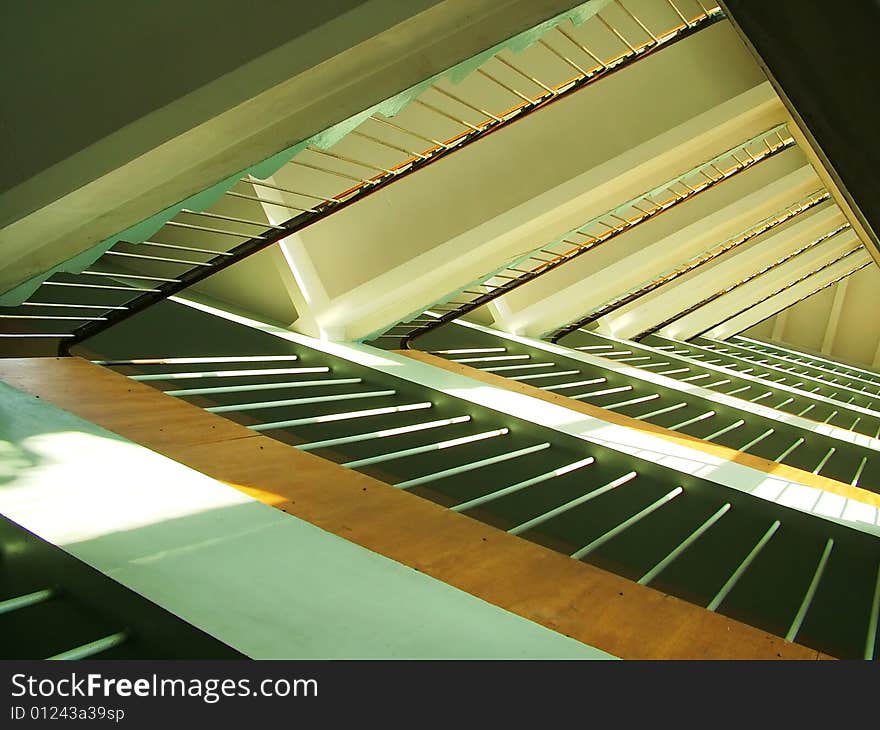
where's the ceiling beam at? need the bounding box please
[770,307,789,341]
[819,277,849,355]
[635,217,848,340]
[707,254,872,341]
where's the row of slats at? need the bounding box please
[426,333,880,491]
[93,309,880,658]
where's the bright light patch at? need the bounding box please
[841,499,879,526]
[777,483,823,512]
[751,478,788,501]
[0,431,253,546]
[280,240,313,305]
[813,491,847,520]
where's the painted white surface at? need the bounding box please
[0,380,613,660]
[704,250,873,340]
[250,33,776,342]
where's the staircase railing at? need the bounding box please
[0,4,725,357]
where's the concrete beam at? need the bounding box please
[820,277,849,355]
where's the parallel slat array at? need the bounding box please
[732,335,880,386]
[380,123,797,348]
[546,190,834,341]
[646,335,880,412]
[704,336,880,396]
[421,324,880,490]
[84,300,880,659]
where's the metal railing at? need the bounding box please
[0,1,724,357]
[419,322,880,488]
[733,335,880,384]
[85,298,880,658]
[636,220,851,339]
[388,123,797,348]
[546,188,832,341]
[726,335,880,388]
[644,334,880,413]
[690,245,868,339]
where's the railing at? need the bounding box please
[79,298,880,658]
[657,335,880,403]
[732,335,880,386]
[689,245,869,339]
[415,321,880,489]
[388,123,797,349]
[546,190,834,342]
[681,337,880,398]
[636,220,851,339]
[0,2,724,357]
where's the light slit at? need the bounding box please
[206,389,396,414]
[541,378,606,391]
[451,354,530,363]
[480,362,555,373]
[776,438,805,462]
[570,385,632,400]
[395,442,552,490]
[604,393,661,410]
[342,428,509,469]
[131,366,320,381]
[703,420,745,441]
[785,539,834,642]
[571,487,683,560]
[509,369,580,382]
[47,633,128,661]
[250,402,433,431]
[0,589,55,615]
[639,504,731,585]
[669,411,715,431]
[707,521,780,611]
[297,415,471,452]
[852,457,868,487]
[98,355,299,366]
[452,456,596,512]
[508,471,638,536]
[812,448,836,475]
[431,348,506,355]
[165,378,357,397]
[739,429,774,453]
[635,402,687,420]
